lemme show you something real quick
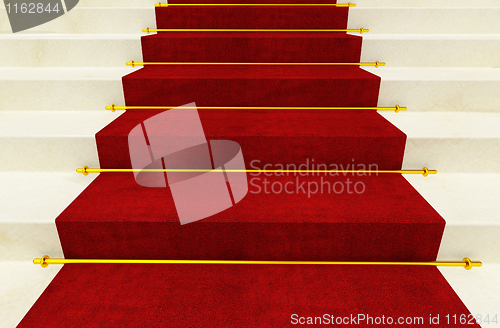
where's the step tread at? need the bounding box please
[364,67,500,81]
[0,111,120,137]
[3,33,500,40]
[2,7,499,35]
[123,65,380,80]
[18,264,476,327]
[146,31,360,39]
[380,112,500,139]
[155,5,348,30]
[141,32,362,63]
[0,67,131,80]
[99,110,404,138]
[2,172,499,226]
[55,173,444,260]
[95,110,405,170]
[121,66,381,107]
[57,174,442,224]
[2,67,498,80]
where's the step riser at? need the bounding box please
[95,110,405,171]
[57,221,444,261]
[403,139,500,174]
[97,135,406,171]
[355,0,500,6]
[2,134,495,173]
[155,7,348,29]
[2,72,499,112]
[71,0,500,7]
[0,38,143,67]
[5,223,498,263]
[0,224,64,261]
[0,137,100,171]
[0,8,156,34]
[122,69,381,107]
[55,174,444,262]
[2,8,497,34]
[347,8,500,34]
[3,222,499,263]
[141,34,362,63]
[2,37,499,68]
[361,38,500,68]
[377,79,500,112]
[438,225,500,264]
[0,77,127,112]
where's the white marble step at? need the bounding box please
[1,7,499,34]
[380,111,500,173]
[74,0,500,7]
[75,0,156,7]
[0,111,121,172]
[0,111,498,173]
[366,67,500,112]
[0,34,143,67]
[1,171,498,262]
[1,262,62,328]
[353,0,500,7]
[0,34,499,68]
[74,0,500,8]
[1,67,499,113]
[0,67,129,112]
[347,8,500,34]
[440,264,500,328]
[1,171,499,326]
[360,34,500,68]
[0,8,156,34]
[405,173,500,263]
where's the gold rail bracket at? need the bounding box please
[76,166,89,176]
[104,104,117,112]
[33,255,50,268]
[463,257,473,270]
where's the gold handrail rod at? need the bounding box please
[143,28,368,34]
[76,167,437,177]
[127,60,384,67]
[105,105,406,113]
[33,256,481,270]
[155,2,356,7]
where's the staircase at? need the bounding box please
[1,0,499,326]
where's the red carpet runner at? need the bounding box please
[20,1,479,327]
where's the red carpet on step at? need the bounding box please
[19,1,479,326]
[96,109,406,169]
[56,173,444,261]
[155,3,348,29]
[141,32,362,63]
[122,66,381,107]
[19,264,478,327]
